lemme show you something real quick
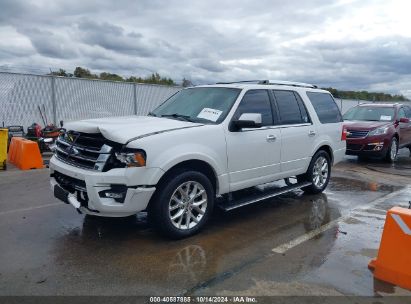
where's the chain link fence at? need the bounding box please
[1,71,409,129]
[0,72,181,129]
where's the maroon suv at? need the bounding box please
[343,103,411,162]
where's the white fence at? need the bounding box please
[0,72,181,129]
[0,71,408,129]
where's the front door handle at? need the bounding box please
[308,130,316,137]
[266,134,277,142]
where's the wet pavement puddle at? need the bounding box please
[0,172,410,296]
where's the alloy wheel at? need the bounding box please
[169,181,208,230]
[312,156,329,188]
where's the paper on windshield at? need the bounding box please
[380,115,392,121]
[197,108,222,122]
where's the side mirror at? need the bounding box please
[399,117,410,123]
[230,113,262,131]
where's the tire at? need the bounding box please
[148,169,214,239]
[297,150,331,194]
[384,137,398,163]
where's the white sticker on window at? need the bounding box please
[197,108,222,122]
[380,115,392,121]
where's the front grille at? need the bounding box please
[346,143,363,151]
[55,132,113,171]
[347,130,369,138]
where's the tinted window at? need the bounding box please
[273,90,304,124]
[306,92,343,124]
[234,90,273,126]
[295,92,310,123]
[404,106,411,118]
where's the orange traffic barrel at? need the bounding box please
[369,207,411,290]
[8,138,43,170]
[7,137,24,164]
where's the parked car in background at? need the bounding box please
[343,103,411,162]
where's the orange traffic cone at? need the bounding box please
[368,207,411,290]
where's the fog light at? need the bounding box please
[99,185,128,203]
[368,142,384,151]
[104,192,124,199]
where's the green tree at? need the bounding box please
[99,72,124,81]
[73,67,98,79]
[49,69,69,77]
[182,78,193,87]
[47,67,177,86]
[321,87,409,101]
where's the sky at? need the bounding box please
[0,0,411,97]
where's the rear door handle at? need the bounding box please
[308,130,316,137]
[266,134,277,142]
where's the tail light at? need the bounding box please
[341,126,348,141]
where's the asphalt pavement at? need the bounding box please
[1,149,411,298]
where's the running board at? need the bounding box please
[218,181,311,211]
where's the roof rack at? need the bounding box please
[215,80,317,89]
[259,80,317,89]
[215,80,262,84]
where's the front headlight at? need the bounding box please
[115,149,146,167]
[368,126,389,136]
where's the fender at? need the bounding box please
[148,147,229,195]
[308,139,335,171]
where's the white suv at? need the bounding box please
[50,80,346,238]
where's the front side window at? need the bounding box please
[233,90,273,126]
[343,106,396,122]
[273,90,306,124]
[151,87,241,124]
[306,92,343,124]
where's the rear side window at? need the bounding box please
[306,92,343,124]
[273,90,309,124]
[234,90,273,126]
[295,93,310,123]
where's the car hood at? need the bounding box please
[63,115,204,144]
[343,120,391,130]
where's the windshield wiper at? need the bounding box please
[148,111,157,117]
[161,113,194,122]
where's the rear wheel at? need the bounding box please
[149,170,214,239]
[385,137,398,162]
[298,150,331,194]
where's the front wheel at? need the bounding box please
[298,150,331,194]
[149,170,214,239]
[385,137,398,163]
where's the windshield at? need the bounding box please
[343,106,395,122]
[150,87,241,124]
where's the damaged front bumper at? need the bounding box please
[49,156,158,217]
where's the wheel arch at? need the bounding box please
[153,159,219,198]
[314,144,334,164]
